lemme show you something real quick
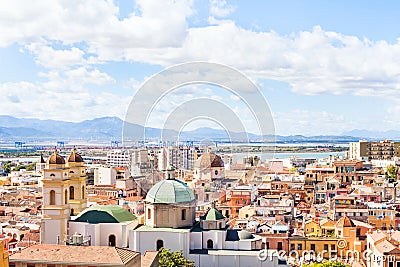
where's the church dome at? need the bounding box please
[73,205,136,224]
[194,153,224,170]
[68,149,84,163]
[145,179,195,204]
[238,230,254,240]
[201,208,225,221]
[47,151,65,165]
[336,215,355,228]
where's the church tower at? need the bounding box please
[66,148,87,215]
[41,150,70,244]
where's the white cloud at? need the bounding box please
[25,43,86,69]
[4,1,400,103]
[0,81,129,122]
[209,0,236,18]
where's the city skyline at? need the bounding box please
[1,1,400,136]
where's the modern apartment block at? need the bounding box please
[157,146,198,170]
[349,140,400,160]
[106,149,131,168]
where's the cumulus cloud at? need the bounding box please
[0,81,129,122]
[3,1,400,102]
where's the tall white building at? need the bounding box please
[107,150,131,168]
[131,148,154,176]
[93,166,117,185]
[157,146,197,171]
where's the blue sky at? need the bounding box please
[1,0,400,136]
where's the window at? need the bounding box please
[215,170,218,175]
[331,244,336,251]
[70,209,74,216]
[82,185,85,198]
[207,239,214,249]
[156,239,164,250]
[147,208,151,219]
[64,189,68,204]
[324,244,328,251]
[290,244,295,251]
[266,242,270,249]
[278,242,283,250]
[108,234,116,247]
[298,244,302,250]
[181,209,186,220]
[50,190,56,205]
[310,244,315,251]
[69,186,75,200]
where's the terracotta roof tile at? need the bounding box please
[10,244,140,265]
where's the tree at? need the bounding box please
[158,248,195,267]
[386,164,399,182]
[3,161,14,174]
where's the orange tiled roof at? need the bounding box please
[10,244,140,265]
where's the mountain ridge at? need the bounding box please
[0,115,389,142]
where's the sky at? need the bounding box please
[1,0,400,136]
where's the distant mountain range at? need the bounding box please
[341,129,400,140]
[0,115,394,143]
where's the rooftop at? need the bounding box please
[10,244,140,266]
[73,205,136,224]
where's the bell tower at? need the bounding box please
[41,150,70,244]
[66,148,87,215]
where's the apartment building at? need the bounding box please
[107,149,131,168]
[157,146,198,170]
[350,140,400,160]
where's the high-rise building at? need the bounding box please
[157,146,197,170]
[107,149,131,168]
[130,148,153,176]
[349,140,400,160]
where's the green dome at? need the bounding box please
[73,205,136,224]
[201,208,225,221]
[145,179,195,204]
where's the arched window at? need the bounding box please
[70,209,74,216]
[50,173,55,177]
[215,170,218,175]
[64,189,68,204]
[82,185,85,199]
[181,209,186,220]
[156,240,164,250]
[207,239,213,249]
[50,190,56,205]
[108,234,116,247]
[69,186,75,200]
